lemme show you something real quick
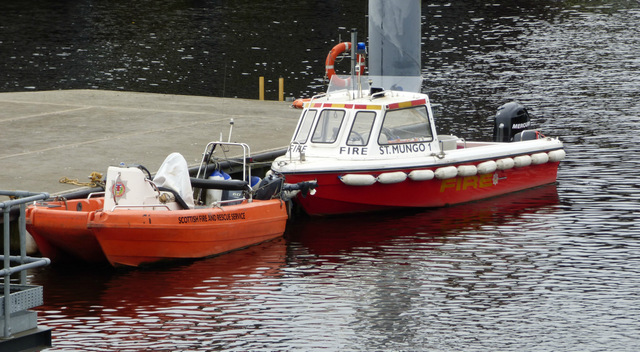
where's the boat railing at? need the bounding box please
[110,204,172,211]
[209,197,247,207]
[87,192,105,199]
[0,190,51,346]
[194,141,253,204]
[196,141,251,181]
[289,141,305,162]
[308,92,327,103]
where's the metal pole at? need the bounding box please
[19,203,27,285]
[3,208,11,338]
[350,29,357,93]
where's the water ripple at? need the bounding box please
[16,1,640,351]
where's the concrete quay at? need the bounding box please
[0,90,300,198]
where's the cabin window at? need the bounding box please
[378,106,432,144]
[293,109,317,143]
[347,111,376,146]
[311,109,346,143]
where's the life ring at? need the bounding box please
[325,42,365,86]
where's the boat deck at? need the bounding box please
[0,90,299,197]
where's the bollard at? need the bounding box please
[259,76,265,101]
[278,77,284,102]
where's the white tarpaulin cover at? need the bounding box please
[153,152,195,208]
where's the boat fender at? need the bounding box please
[457,165,477,177]
[477,160,497,174]
[531,152,550,165]
[339,174,376,186]
[496,158,515,170]
[548,149,566,162]
[377,171,407,184]
[408,170,434,181]
[514,155,532,168]
[435,166,458,180]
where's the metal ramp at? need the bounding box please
[0,191,52,351]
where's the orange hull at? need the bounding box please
[26,198,107,263]
[87,199,288,267]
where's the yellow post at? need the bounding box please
[259,76,265,101]
[278,77,284,102]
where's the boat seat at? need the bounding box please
[512,130,539,141]
[438,135,458,150]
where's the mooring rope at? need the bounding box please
[59,171,105,188]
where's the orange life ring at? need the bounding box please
[325,42,365,85]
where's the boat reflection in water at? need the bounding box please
[32,184,559,351]
[33,238,287,350]
[287,184,560,257]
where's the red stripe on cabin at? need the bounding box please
[386,99,427,110]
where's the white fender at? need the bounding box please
[496,158,514,170]
[435,166,458,180]
[514,155,532,167]
[457,165,477,177]
[339,174,376,186]
[408,169,435,181]
[477,160,497,174]
[548,149,566,162]
[531,152,549,165]
[377,171,407,184]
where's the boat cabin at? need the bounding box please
[289,76,454,161]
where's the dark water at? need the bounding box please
[7,0,640,350]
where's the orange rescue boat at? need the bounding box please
[88,197,287,267]
[26,197,107,264]
[26,140,317,268]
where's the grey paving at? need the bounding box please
[0,90,299,197]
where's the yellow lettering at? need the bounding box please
[479,173,493,188]
[440,178,457,192]
[462,176,478,190]
[441,173,497,193]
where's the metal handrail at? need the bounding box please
[0,190,50,338]
[110,203,172,211]
[209,197,247,207]
[289,141,306,162]
[87,191,105,199]
[194,141,253,205]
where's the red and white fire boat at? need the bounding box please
[271,75,565,215]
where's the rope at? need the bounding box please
[59,171,105,188]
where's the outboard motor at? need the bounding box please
[254,173,284,200]
[493,102,532,142]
